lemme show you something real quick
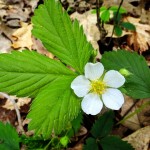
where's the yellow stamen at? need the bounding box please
[91,80,106,94]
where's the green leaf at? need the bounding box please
[121,22,136,31]
[114,25,122,36]
[91,111,114,138]
[100,6,107,12]
[0,122,19,150]
[67,112,83,137]
[32,0,93,74]
[20,135,48,149]
[100,10,110,22]
[84,138,99,150]
[101,50,150,98]
[109,6,127,14]
[0,50,76,97]
[28,76,81,138]
[100,136,134,150]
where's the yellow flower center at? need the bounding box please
[91,80,106,94]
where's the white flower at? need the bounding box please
[71,62,125,115]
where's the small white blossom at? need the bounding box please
[71,62,125,115]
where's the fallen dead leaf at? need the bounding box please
[125,16,150,53]
[0,94,31,110]
[71,10,100,50]
[32,38,54,59]
[0,0,39,24]
[0,34,11,53]
[11,22,33,50]
[0,107,16,124]
[121,97,150,131]
[123,126,150,150]
[138,99,150,127]
[121,96,141,131]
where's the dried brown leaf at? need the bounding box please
[11,22,33,49]
[71,11,100,50]
[1,95,31,110]
[123,126,150,150]
[125,17,150,53]
[121,96,141,131]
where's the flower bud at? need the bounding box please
[91,50,97,57]
[60,136,69,147]
[119,68,132,77]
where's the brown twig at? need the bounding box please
[96,0,101,32]
[0,92,25,134]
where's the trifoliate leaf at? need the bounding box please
[91,111,114,138]
[101,50,150,98]
[101,10,110,22]
[32,0,93,74]
[28,76,81,138]
[83,137,99,150]
[0,122,19,150]
[0,50,76,97]
[121,22,136,31]
[100,136,134,150]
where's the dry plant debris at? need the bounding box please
[121,96,141,131]
[71,10,100,50]
[12,22,33,49]
[0,0,39,53]
[125,16,150,53]
[123,126,150,150]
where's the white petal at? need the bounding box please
[85,62,104,80]
[103,70,125,88]
[81,93,103,115]
[71,75,91,97]
[102,88,124,110]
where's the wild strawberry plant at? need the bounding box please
[0,0,150,149]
